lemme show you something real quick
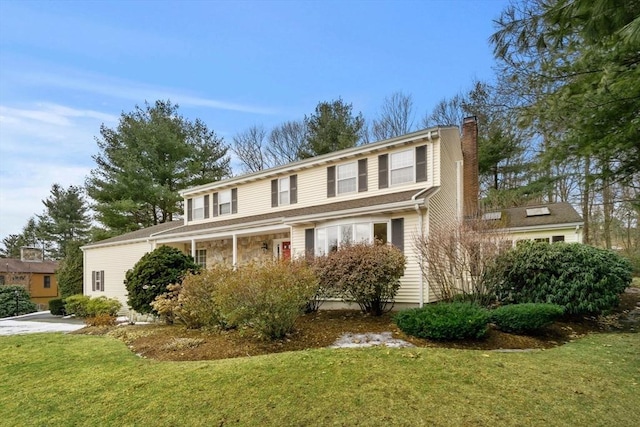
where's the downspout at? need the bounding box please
[414,203,424,307]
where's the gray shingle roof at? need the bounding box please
[498,202,583,229]
[0,259,58,274]
[83,188,437,247]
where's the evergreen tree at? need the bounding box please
[37,184,91,259]
[301,98,365,158]
[86,100,230,234]
[55,240,84,298]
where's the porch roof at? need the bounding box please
[153,188,434,240]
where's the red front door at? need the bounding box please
[282,241,291,260]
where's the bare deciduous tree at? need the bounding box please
[414,219,510,304]
[371,92,415,141]
[232,125,268,174]
[267,120,307,166]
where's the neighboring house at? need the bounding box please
[484,203,583,245]
[0,247,59,309]
[82,117,583,313]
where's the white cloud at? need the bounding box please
[13,69,276,115]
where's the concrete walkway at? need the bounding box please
[0,311,85,336]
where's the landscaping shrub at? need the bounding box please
[86,296,122,317]
[395,302,490,340]
[85,313,118,326]
[485,242,632,315]
[125,245,200,314]
[62,294,90,317]
[48,298,66,315]
[490,303,564,334]
[0,286,37,317]
[152,265,235,328]
[314,242,406,315]
[216,259,319,339]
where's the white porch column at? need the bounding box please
[190,239,196,258]
[232,234,238,267]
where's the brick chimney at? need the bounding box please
[461,116,479,218]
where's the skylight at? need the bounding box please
[525,207,551,217]
[482,211,502,220]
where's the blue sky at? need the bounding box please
[0,0,509,239]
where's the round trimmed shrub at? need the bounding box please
[490,303,564,334]
[486,242,632,315]
[48,298,66,315]
[395,302,490,340]
[64,294,90,317]
[313,242,406,315]
[86,296,122,317]
[125,245,200,314]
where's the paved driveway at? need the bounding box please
[0,311,85,336]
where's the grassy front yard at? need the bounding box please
[1,331,638,426]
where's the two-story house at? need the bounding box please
[0,247,59,309]
[82,117,583,313]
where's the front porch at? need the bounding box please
[161,229,292,268]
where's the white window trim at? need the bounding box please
[314,220,389,255]
[219,190,231,215]
[279,177,290,206]
[390,149,415,186]
[195,249,207,268]
[336,162,357,195]
[193,196,205,220]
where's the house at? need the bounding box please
[0,247,59,309]
[82,117,583,313]
[483,203,583,245]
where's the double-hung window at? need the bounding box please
[279,177,290,205]
[218,190,231,215]
[193,196,205,220]
[271,175,297,207]
[390,149,414,185]
[337,162,357,194]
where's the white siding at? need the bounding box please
[510,227,582,244]
[84,241,154,313]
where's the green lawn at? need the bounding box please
[1,332,638,426]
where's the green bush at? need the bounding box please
[64,294,90,317]
[486,242,632,315]
[0,286,37,317]
[86,296,122,317]
[313,242,406,315]
[490,303,564,334]
[395,302,490,340]
[49,298,66,315]
[217,259,319,339]
[125,245,200,314]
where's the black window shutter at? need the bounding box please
[212,192,219,217]
[100,271,105,291]
[327,166,336,197]
[358,158,368,192]
[416,145,427,182]
[271,179,278,207]
[204,195,210,218]
[91,271,96,292]
[290,175,297,204]
[231,188,238,214]
[378,154,389,189]
[305,228,315,258]
[187,198,193,221]
[391,218,404,252]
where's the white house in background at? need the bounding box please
[81,117,583,313]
